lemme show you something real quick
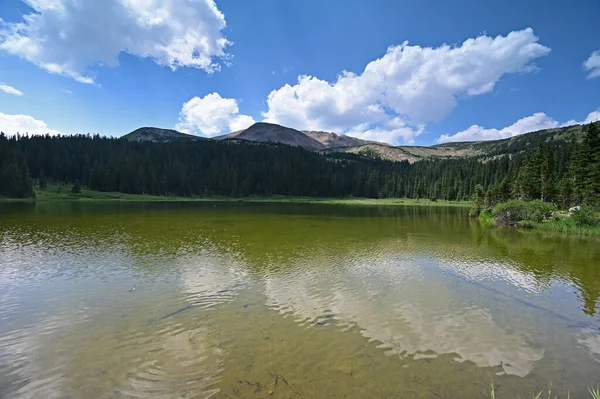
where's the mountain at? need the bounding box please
[122,127,202,143]
[302,130,370,148]
[214,122,326,150]
[327,124,589,162]
[325,142,480,163]
[432,124,585,156]
[122,122,593,164]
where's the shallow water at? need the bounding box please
[0,202,599,398]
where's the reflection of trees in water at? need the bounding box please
[469,226,600,316]
[2,201,599,315]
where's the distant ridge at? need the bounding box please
[302,130,370,149]
[122,121,597,163]
[122,127,202,143]
[214,122,326,150]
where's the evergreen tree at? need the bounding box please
[470,184,485,216]
[0,122,597,206]
[38,169,47,190]
[71,179,82,194]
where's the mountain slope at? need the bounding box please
[326,143,481,163]
[432,124,585,156]
[327,123,592,162]
[121,122,595,164]
[214,122,326,150]
[122,127,201,143]
[303,130,370,148]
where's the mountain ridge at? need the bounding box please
[122,121,595,163]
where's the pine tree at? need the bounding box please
[39,169,47,190]
[470,184,485,216]
[71,179,82,194]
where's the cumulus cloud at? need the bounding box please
[0,0,230,84]
[346,118,425,145]
[0,83,23,96]
[0,112,61,136]
[563,109,600,126]
[583,50,600,79]
[262,28,550,145]
[437,112,559,143]
[438,109,600,144]
[176,93,255,137]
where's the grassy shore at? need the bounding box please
[488,383,600,399]
[477,200,600,236]
[0,182,470,207]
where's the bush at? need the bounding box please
[517,220,536,229]
[571,206,600,227]
[491,199,556,226]
[477,210,495,226]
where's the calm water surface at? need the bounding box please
[1,202,599,398]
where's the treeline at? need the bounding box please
[0,123,598,208]
[0,138,34,198]
[473,122,600,211]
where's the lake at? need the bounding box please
[1,202,599,398]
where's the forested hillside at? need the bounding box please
[0,122,599,208]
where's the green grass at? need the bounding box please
[536,215,600,236]
[488,382,600,398]
[478,200,600,237]
[0,182,470,207]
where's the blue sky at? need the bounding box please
[0,0,599,145]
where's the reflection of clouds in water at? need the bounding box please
[177,250,248,308]
[264,256,544,377]
[577,328,600,363]
[116,250,249,398]
[0,245,242,398]
[382,303,543,377]
[115,249,251,398]
[438,258,545,294]
[0,312,89,398]
[119,326,223,399]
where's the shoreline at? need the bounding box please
[0,186,470,207]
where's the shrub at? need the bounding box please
[517,220,536,229]
[491,199,556,226]
[478,210,495,226]
[571,206,600,227]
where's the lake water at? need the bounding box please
[1,202,599,398]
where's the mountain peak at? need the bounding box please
[122,127,201,142]
[214,122,326,150]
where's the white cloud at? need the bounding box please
[0,83,23,96]
[437,112,560,143]
[0,112,61,136]
[176,93,255,137]
[346,118,425,145]
[563,109,600,126]
[437,109,600,144]
[262,28,550,145]
[583,50,600,79]
[61,89,72,94]
[582,109,600,123]
[0,0,230,84]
